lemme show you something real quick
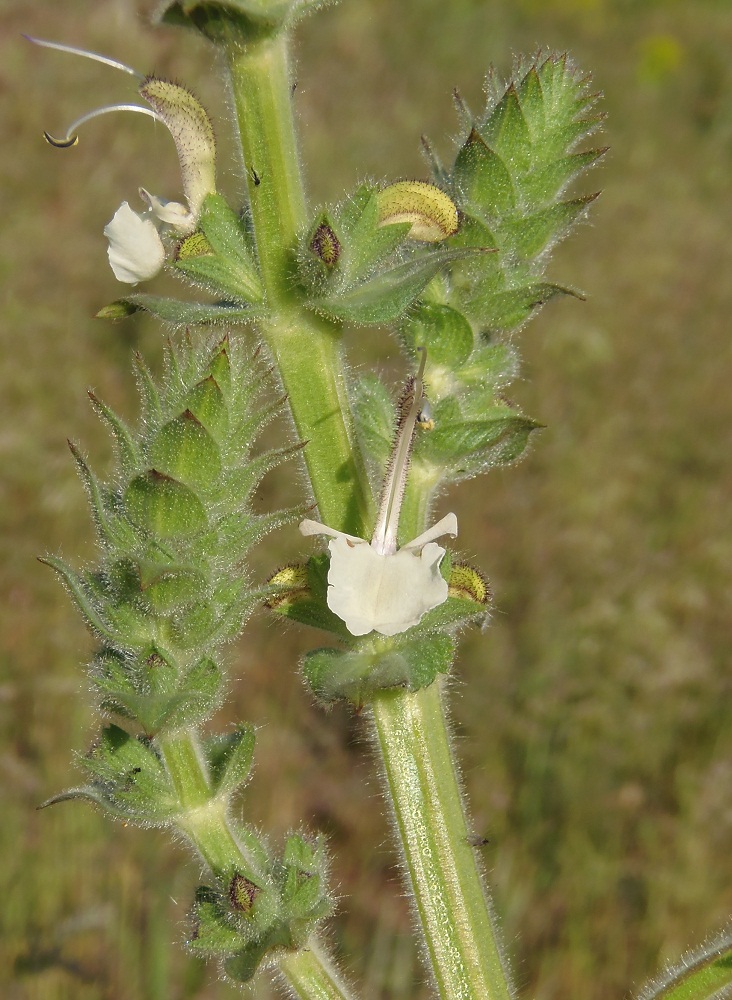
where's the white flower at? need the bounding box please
[104,202,165,284]
[299,513,457,637]
[27,37,216,284]
[299,349,457,638]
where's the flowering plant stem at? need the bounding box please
[371,685,512,1000]
[226,31,374,537]
[159,728,353,999]
[223,27,512,999]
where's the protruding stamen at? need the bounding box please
[372,348,427,556]
[42,103,164,148]
[23,35,144,80]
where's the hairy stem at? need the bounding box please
[280,940,356,1000]
[224,32,374,536]
[159,730,354,1000]
[371,683,513,1000]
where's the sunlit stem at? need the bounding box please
[42,103,164,148]
[371,348,427,556]
[23,35,144,80]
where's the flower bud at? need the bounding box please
[377,181,458,242]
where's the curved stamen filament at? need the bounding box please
[43,103,164,148]
[22,35,144,80]
[372,348,427,555]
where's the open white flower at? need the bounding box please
[27,37,216,284]
[104,202,166,284]
[300,513,457,637]
[300,351,458,637]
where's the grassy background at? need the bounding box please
[2,0,732,997]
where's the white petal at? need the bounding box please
[139,188,194,231]
[326,537,449,637]
[104,202,165,284]
[299,519,365,545]
[401,512,458,552]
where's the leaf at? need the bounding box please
[351,373,395,469]
[453,129,516,218]
[401,302,475,367]
[497,193,599,259]
[97,295,264,327]
[206,726,256,796]
[38,555,116,644]
[464,281,581,332]
[637,927,732,1000]
[188,886,246,955]
[174,196,263,303]
[335,184,412,285]
[303,633,456,705]
[79,724,179,822]
[311,247,489,325]
[480,84,532,172]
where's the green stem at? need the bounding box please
[224,33,374,536]
[160,730,353,1000]
[158,731,259,878]
[279,940,356,1000]
[371,683,513,1000]
[225,32,305,303]
[261,310,375,535]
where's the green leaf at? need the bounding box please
[334,184,412,286]
[188,886,246,955]
[401,303,475,367]
[637,927,732,1000]
[184,375,230,443]
[480,84,532,172]
[497,194,599,259]
[87,391,140,475]
[311,247,488,325]
[351,373,395,469]
[67,442,136,551]
[453,129,516,218]
[416,404,540,478]
[206,726,256,796]
[174,196,264,304]
[80,724,178,822]
[464,281,580,332]
[94,651,224,734]
[39,555,116,644]
[196,194,262,296]
[124,470,208,538]
[520,147,608,205]
[97,295,263,327]
[149,410,222,493]
[303,633,456,706]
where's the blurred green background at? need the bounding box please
[2,0,732,997]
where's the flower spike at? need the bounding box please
[300,351,457,637]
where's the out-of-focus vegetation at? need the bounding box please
[2,0,731,997]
